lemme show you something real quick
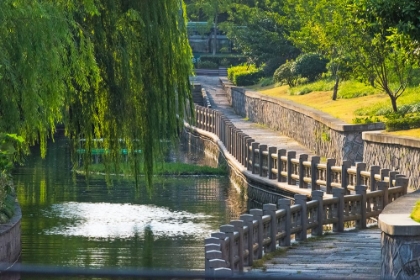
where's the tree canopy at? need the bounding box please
[0,0,193,185]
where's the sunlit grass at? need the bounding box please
[250,78,420,131]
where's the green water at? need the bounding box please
[12,137,246,279]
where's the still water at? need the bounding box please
[12,136,246,278]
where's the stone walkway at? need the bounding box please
[191,75,382,280]
[191,76,314,157]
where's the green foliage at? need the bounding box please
[410,200,420,223]
[228,64,263,86]
[352,116,381,124]
[385,114,420,131]
[293,53,328,82]
[222,1,299,67]
[259,77,274,87]
[0,1,194,188]
[199,54,247,67]
[273,61,297,87]
[197,61,219,69]
[338,80,379,99]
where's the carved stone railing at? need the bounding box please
[187,104,409,277]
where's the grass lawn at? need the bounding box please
[249,79,420,138]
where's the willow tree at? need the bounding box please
[0,1,193,186]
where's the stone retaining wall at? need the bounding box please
[378,190,420,278]
[363,131,420,190]
[0,203,22,271]
[181,128,291,205]
[221,78,384,164]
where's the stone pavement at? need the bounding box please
[191,75,382,280]
[191,76,315,157]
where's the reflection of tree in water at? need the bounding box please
[143,225,154,268]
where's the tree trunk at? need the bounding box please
[390,95,398,112]
[332,75,339,101]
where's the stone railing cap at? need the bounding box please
[378,190,420,236]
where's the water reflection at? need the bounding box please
[43,202,212,239]
[12,136,247,279]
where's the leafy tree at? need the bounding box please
[348,0,419,112]
[282,0,354,100]
[366,0,420,40]
[273,61,297,87]
[0,1,193,186]
[292,53,328,82]
[186,0,232,55]
[223,0,299,74]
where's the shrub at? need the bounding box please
[228,64,264,86]
[197,60,218,69]
[385,113,420,131]
[293,53,328,82]
[273,61,297,87]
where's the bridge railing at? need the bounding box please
[189,104,409,276]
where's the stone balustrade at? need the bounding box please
[205,184,407,275]
[188,104,409,277]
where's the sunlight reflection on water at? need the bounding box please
[43,202,213,240]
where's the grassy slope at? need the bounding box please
[249,80,420,138]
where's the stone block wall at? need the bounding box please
[0,203,21,266]
[221,78,384,164]
[378,190,420,278]
[363,131,420,189]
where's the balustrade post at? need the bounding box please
[389,171,399,188]
[298,154,308,188]
[325,159,336,193]
[249,209,263,259]
[230,220,245,271]
[287,151,297,185]
[341,161,352,193]
[277,149,287,183]
[380,168,390,181]
[311,191,324,236]
[332,188,345,232]
[310,156,321,191]
[220,225,235,270]
[240,214,255,266]
[268,147,277,180]
[251,142,260,174]
[211,232,227,261]
[377,182,389,208]
[294,194,308,241]
[278,199,291,246]
[246,139,255,171]
[369,166,380,191]
[356,185,367,229]
[263,203,277,252]
[208,259,228,278]
[259,145,268,177]
[355,162,367,186]
[395,175,409,195]
[237,132,244,163]
[205,250,222,275]
[242,136,251,166]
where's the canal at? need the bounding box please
[12,136,246,279]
